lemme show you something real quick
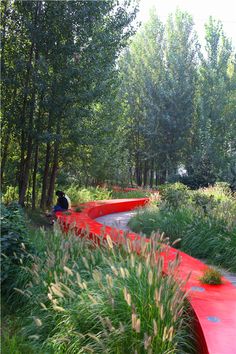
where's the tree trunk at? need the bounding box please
[158,169,166,184]
[143,161,148,187]
[1,126,11,182]
[19,95,35,205]
[19,1,40,199]
[18,44,34,197]
[46,145,59,208]
[46,121,61,208]
[1,0,9,74]
[40,142,51,210]
[150,160,154,188]
[32,143,39,209]
[31,92,44,209]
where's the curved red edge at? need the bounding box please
[56,198,236,354]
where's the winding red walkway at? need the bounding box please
[56,198,236,354]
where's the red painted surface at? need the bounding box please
[56,198,236,354]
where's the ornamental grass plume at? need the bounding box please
[17,227,194,353]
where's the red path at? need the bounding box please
[56,198,236,354]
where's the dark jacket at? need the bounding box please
[57,196,69,210]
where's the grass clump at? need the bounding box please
[11,226,194,353]
[129,183,236,271]
[200,268,222,285]
[62,211,72,215]
[74,206,83,212]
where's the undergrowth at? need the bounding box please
[128,183,236,271]
[64,185,152,204]
[111,190,152,199]
[3,225,195,353]
[64,185,112,204]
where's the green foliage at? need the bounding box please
[111,189,151,199]
[65,185,112,204]
[1,202,27,235]
[74,206,83,212]
[1,0,138,206]
[0,203,32,284]
[200,268,222,285]
[119,9,236,187]
[129,184,236,271]
[159,183,190,208]
[1,186,18,204]
[1,326,36,354]
[11,227,194,353]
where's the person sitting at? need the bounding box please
[53,190,69,212]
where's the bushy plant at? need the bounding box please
[64,185,111,204]
[16,226,193,353]
[1,185,18,204]
[160,183,190,208]
[1,203,32,285]
[200,268,222,285]
[111,190,151,199]
[128,185,236,271]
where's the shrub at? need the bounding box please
[17,227,193,353]
[160,183,190,208]
[1,203,34,314]
[128,185,236,271]
[1,203,32,285]
[200,268,222,285]
[1,185,18,204]
[111,190,151,199]
[64,185,111,204]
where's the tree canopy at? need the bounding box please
[1,3,236,207]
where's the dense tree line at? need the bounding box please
[1,3,236,208]
[119,10,236,187]
[1,0,138,207]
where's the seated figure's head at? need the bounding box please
[56,190,65,197]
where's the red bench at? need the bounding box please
[56,198,236,354]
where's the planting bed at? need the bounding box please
[56,198,236,354]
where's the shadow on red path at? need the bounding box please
[56,198,236,354]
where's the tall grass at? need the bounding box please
[129,183,236,271]
[12,225,194,353]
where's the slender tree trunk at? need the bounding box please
[19,1,40,198]
[1,0,9,74]
[40,142,51,210]
[135,152,142,186]
[129,166,133,187]
[46,145,59,208]
[31,93,44,209]
[143,161,148,187]
[19,95,35,205]
[32,143,39,209]
[1,126,11,182]
[158,169,166,184]
[18,44,34,197]
[150,160,154,188]
[46,121,61,208]
[155,169,158,187]
[19,1,41,206]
